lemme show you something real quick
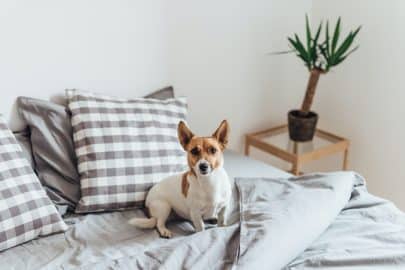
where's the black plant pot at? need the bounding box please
[288,110,318,142]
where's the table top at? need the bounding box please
[246,125,349,159]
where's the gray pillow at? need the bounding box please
[17,86,175,215]
[17,97,80,215]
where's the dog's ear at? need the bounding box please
[178,121,194,150]
[212,120,229,149]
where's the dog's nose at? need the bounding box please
[199,163,209,173]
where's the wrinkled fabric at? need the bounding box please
[0,151,286,269]
[1,153,405,269]
[236,173,405,269]
[288,178,405,269]
[17,96,80,214]
[17,97,80,214]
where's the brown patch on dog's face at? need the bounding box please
[186,137,223,171]
[178,120,230,176]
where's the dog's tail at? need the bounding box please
[128,217,157,228]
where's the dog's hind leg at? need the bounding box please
[148,200,173,238]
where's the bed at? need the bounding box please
[1,150,405,270]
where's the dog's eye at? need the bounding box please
[210,147,217,154]
[190,147,200,156]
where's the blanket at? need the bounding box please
[236,172,405,269]
[2,171,405,269]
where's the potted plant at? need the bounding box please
[283,16,361,141]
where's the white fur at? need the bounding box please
[128,161,232,238]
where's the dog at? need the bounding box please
[129,120,232,238]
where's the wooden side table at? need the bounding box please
[245,124,350,175]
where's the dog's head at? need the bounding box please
[178,120,229,177]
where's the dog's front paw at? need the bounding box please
[158,228,173,238]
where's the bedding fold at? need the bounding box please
[235,172,357,269]
[2,163,405,269]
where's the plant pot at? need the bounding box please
[288,110,318,142]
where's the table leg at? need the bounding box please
[291,161,300,176]
[244,142,250,156]
[343,148,349,170]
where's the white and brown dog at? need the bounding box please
[129,120,232,238]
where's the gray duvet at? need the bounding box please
[1,152,405,270]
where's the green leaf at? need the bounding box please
[318,43,330,70]
[333,32,356,60]
[318,43,329,59]
[314,22,322,44]
[331,45,359,66]
[294,34,310,58]
[353,25,362,37]
[305,14,312,53]
[343,45,360,57]
[326,20,330,55]
[334,25,360,60]
[310,21,322,67]
[288,36,310,66]
[331,17,341,53]
[267,49,295,55]
[333,55,348,66]
[297,54,311,67]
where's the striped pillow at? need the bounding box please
[0,116,67,251]
[66,90,188,213]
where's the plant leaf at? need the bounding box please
[305,14,312,53]
[294,34,310,59]
[297,54,311,68]
[331,17,341,53]
[333,55,348,66]
[267,49,295,55]
[333,32,356,61]
[331,45,359,66]
[314,22,322,44]
[353,25,362,37]
[326,20,330,56]
[310,21,322,67]
[288,36,310,68]
[334,25,360,60]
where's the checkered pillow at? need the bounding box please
[0,116,67,251]
[66,90,188,213]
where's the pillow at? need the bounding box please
[17,97,81,215]
[13,129,35,169]
[0,116,67,251]
[17,86,175,215]
[66,90,188,213]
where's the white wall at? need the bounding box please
[0,0,171,130]
[308,1,405,210]
[167,0,311,149]
[0,0,312,149]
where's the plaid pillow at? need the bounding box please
[66,90,188,213]
[0,116,67,251]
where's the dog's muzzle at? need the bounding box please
[197,160,211,175]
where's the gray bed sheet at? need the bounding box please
[0,151,288,270]
[1,151,405,270]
